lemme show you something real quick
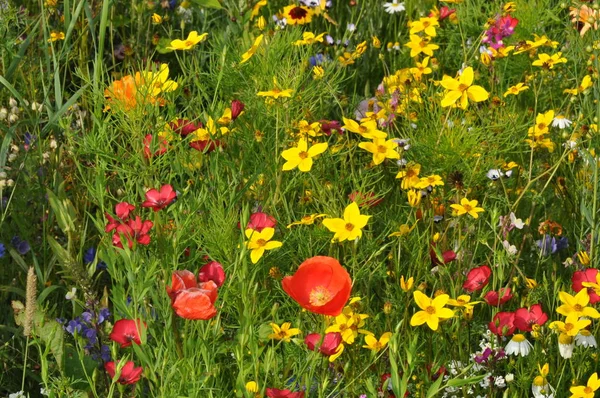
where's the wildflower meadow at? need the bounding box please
[3,0,600,396]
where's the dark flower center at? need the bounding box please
[289,6,308,19]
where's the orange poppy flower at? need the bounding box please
[171,281,218,320]
[166,270,197,303]
[282,256,352,316]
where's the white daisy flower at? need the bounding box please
[486,169,503,180]
[505,334,532,356]
[558,333,574,359]
[552,115,572,129]
[575,330,597,348]
[383,0,405,14]
[532,382,555,398]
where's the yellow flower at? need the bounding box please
[410,290,454,331]
[282,4,313,25]
[341,117,387,139]
[240,34,264,64]
[47,31,65,42]
[313,65,325,80]
[363,332,392,352]
[246,381,259,393]
[525,277,537,289]
[257,78,293,99]
[151,13,163,24]
[326,314,357,343]
[372,36,381,48]
[322,202,371,243]
[389,224,416,238]
[504,2,516,12]
[294,32,326,46]
[564,75,593,95]
[251,0,267,18]
[409,17,439,37]
[136,63,178,97]
[532,52,567,69]
[358,138,400,165]
[256,15,266,30]
[450,197,485,219]
[395,163,421,189]
[409,57,432,81]
[406,190,421,208]
[578,251,591,266]
[556,290,600,318]
[281,140,328,172]
[447,295,481,309]
[570,372,600,398]
[440,67,489,110]
[404,34,439,58]
[503,83,529,97]
[400,276,414,292]
[287,214,327,228]
[549,314,591,337]
[415,175,443,189]
[268,322,301,342]
[245,228,283,263]
[167,30,208,50]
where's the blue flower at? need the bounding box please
[11,236,30,255]
[0,243,5,258]
[98,308,110,324]
[84,247,107,270]
[537,235,568,256]
[81,311,93,323]
[65,319,83,335]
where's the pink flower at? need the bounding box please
[143,134,168,159]
[198,261,226,287]
[463,265,492,292]
[189,139,222,153]
[141,184,177,212]
[266,388,305,398]
[170,119,203,136]
[305,332,343,357]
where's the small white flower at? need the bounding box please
[347,23,356,32]
[383,0,405,14]
[502,240,518,256]
[552,115,572,129]
[532,382,555,398]
[41,387,49,396]
[0,107,7,120]
[9,391,26,398]
[8,113,18,123]
[504,169,513,178]
[510,212,525,229]
[65,287,77,300]
[494,376,506,388]
[486,169,503,181]
[558,336,574,359]
[9,97,17,108]
[31,102,44,112]
[505,373,514,383]
[505,334,532,356]
[6,179,13,187]
[410,123,417,129]
[575,330,597,348]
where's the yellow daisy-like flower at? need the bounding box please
[399,276,414,292]
[240,34,264,64]
[395,163,421,189]
[450,197,485,219]
[363,332,392,352]
[268,322,301,342]
[570,372,600,398]
[404,34,439,58]
[167,30,208,51]
[251,0,267,18]
[409,16,439,37]
[286,213,328,228]
[294,32,326,46]
[531,52,567,69]
[322,202,371,243]
[282,4,313,25]
[410,290,454,331]
[358,137,400,165]
[556,290,600,319]
[47,31,65,42]
[503,83,529,97]
[341,117,387,139]
[549,314,591,337]
[440,67,489,110]
[245,228,283,264]
[257,78,293,99]
[389,223,416,238]
[281,140,328,172]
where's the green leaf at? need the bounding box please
[188,0,222,9]
[425,373,445,398]
[446,374,486,388]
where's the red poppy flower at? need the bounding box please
[171,281,218,320]
[112,216,153,248]
[105,361,143,384]
[488,311,516,336]
[231,99,245,120]
[463,265,492,292]
[166,270,198,302]
[484,287,512,306]
[348,191,383,208]
[266,388,305,398]
[170,119,203,136]
[198,261,226,287]
[141,184,177,212]
[282,256,352,316]
[246,212,277,232]
[305,332,343,356]
[143,134,168,159]
[109,319,146,348]
[572,268,600,303]
[514,304,548,332]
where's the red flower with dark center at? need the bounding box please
[105,361,143,384]
[231,99,245,120]
[246,212,277,232]
[171,281,218,320]
[488,311,516,336]
[514,304,548,332]
[141,184,177,212]
[484,287,513,306]
[115,202,136,220]
[198,261,226,287]
[112,216,153,248]
[572,268,600,304]
[109,319,146,348]
[320,120,342,135]
[170,119,203,136]
[266,388,305,398]
[282,256,352,316]
[463,265,492,292]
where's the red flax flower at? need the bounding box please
[305,332,343,357]
[112,216,153,248]
[105,361,143,384]
[143,134,168,159]
[489,312,516,336]
[484,287,513,306]
[198,261,226,287]
[514,304,548,332]
[166,270,218,320]
[463,265,492,292]
[266,388,305,398]
[430,244,456,266]
[141,184,177,211]
[105,202,136,232]
[572,268,600,304]
[109,319,146,348]
[282,256,352,316]
[246,211,277,232]
[170,119,203,136]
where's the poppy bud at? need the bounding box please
[231,99,245,120]
[198,261,226,287]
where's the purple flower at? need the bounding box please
[81,311,93,323]
[537,235,568,256]
[11,236,30,255]
[98,308,110,324]
[0,243,5,258]
[474,347,493,364]
[65,319,83,335]
[100,344,111,362]
[84,247,107,270]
